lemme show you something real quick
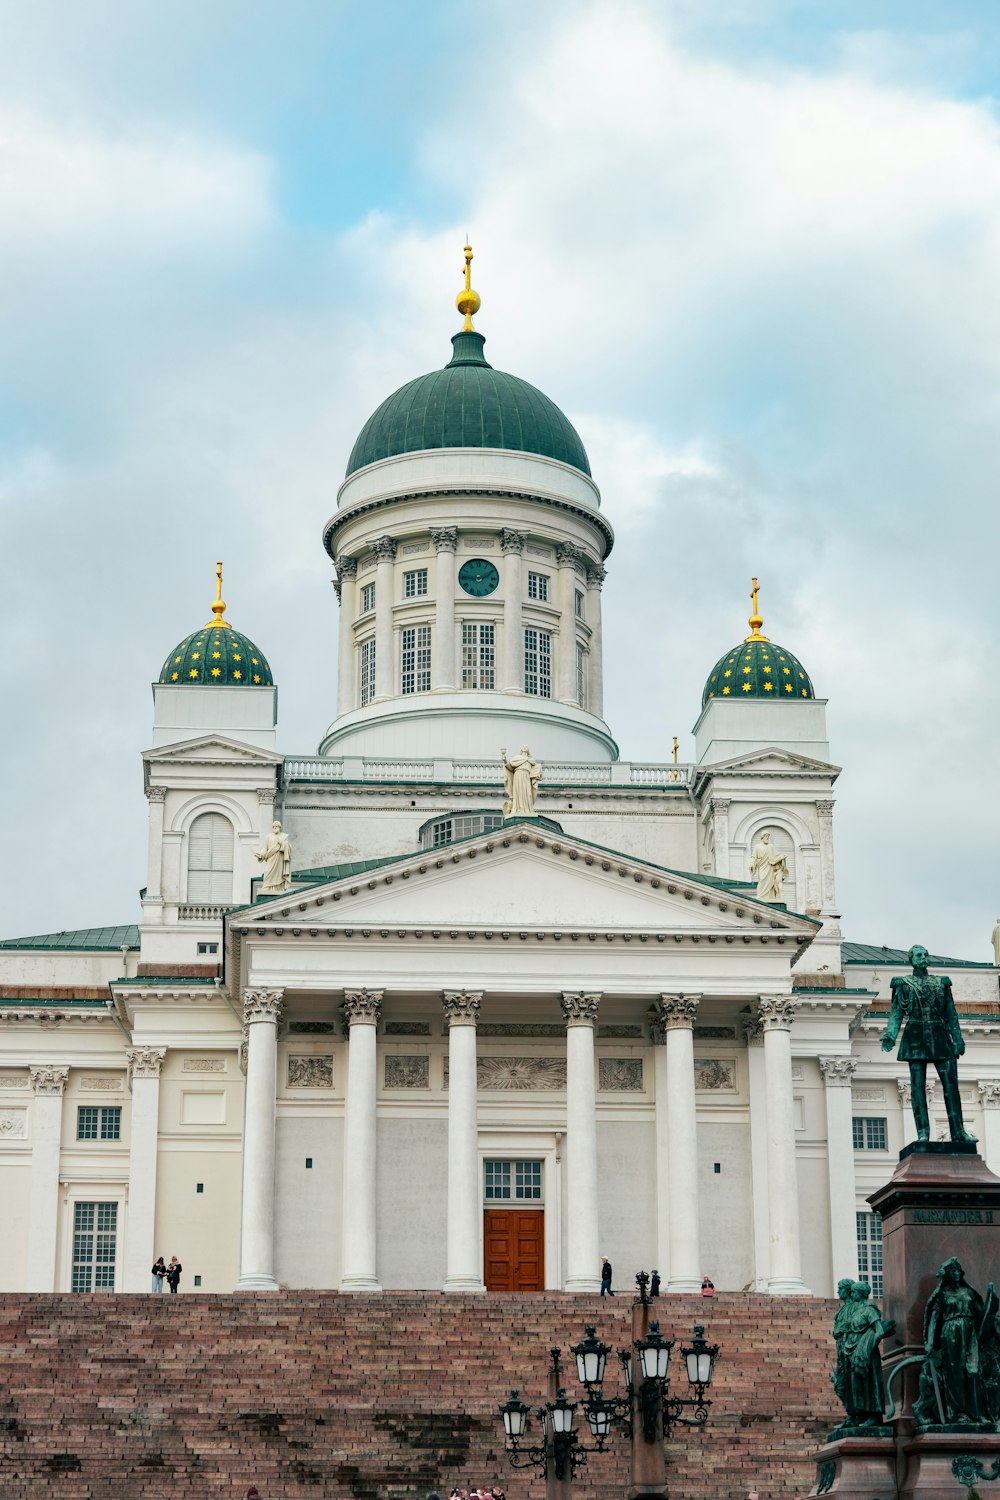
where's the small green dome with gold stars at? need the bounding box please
[158,564,273,688]
[702,579,815,708]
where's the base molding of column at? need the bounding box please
[443,1277,487,1294]
[339,1275,383,1293]
[666,1275,702,1294]
[235,1273,281,1292]
[766,1275,812,1296]
[564,1276,602,1293]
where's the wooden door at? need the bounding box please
[484,1209,544,1291]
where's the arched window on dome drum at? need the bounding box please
[186,813,234,904]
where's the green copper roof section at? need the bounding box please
[346,330,591,478]
[703,638,815,708]
[843,942,996,970]
[0,924,139,951]
[159,625,272,687]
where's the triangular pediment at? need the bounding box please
[143,734,283,767]
[698,746,841,777]
[242,825,818,937]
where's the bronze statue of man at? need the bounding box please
[881,944,976,1145]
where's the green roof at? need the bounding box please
[159,622,272,688]
[346,330,591,478]
[0,924,139,951]
[843,942,996,970]
[703,636,815,708]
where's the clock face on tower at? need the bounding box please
[458,558,500,597]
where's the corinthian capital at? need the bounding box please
[561,992,601,1027]
[658,994,701,1030]
[979,1081,1000,1110]
[243,989,285,1026]
[337,555,359,580]
[757,995,797,1032]
[145,785,167,804]
[443,990,482,1027]
[343,989,383,1026]
[431,527,458,553]
[586,562,607,589]
[818,1055,857,1088]
[127,1047,166,1086]
[556,542,583,568]
[29,1065,69,1096]
[500,529,526,555]
[372,535,397,563]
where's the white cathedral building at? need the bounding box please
[2,255,997,1301]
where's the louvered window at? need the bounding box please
[187,813,234,903]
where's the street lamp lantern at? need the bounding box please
[636,1320,673,1382]
[500,1390,529,1440]
[548,1387,577,1435]
[682,1326,719,1390]
[571,1326,610,1387]
[585,1398,614,1441]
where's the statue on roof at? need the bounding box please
[750,831,787,902]
[256,820,292,895]
[501,746,542,819]
[880,944,976,1145]
[991,918,1000,967]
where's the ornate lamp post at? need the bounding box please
[499,1273,720,1500]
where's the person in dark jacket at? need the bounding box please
[166,1256,183,1293]
[600,1257,614,1296]
[650,1269,661,1297]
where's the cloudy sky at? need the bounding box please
[2,0,998,960]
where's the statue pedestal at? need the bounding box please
[808,1434,896,1500]
[898,1431,1000,1500]
[868,1144,1000,1421]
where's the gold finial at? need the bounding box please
[672,736,679,765]
[745,575,769,642]
[455,242,481,331]
[205,560,232,629]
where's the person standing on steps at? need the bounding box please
[650,1269,661,1297]
[151,1256,166,1293]
[166,1255,183,1293]
[600,1256,614,1296]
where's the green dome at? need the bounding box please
[346,330,591,478]
[159,624,273,687]
[703,637,815,708]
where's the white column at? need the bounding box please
[562,992,600,1292]
[256,785,276,843]
[236,988,283,1291]
[657,994,703,1291]
[26,1066,68,1292]
[555,543,580,702]
[335,555,358,716]
[650,1010,670,1285]
[124,1047,166,1292]
[745,1018,770,1290]
[818,1056,859,1288]
[709,798,731,879]
[373,535,396,701]
[340,988,383,1292]
[431,528,458,690]
[978,1083,1000,1174]
[145,786,166,904]
[585,563,605,720]
[501,529,525,692]
[816,799,837,909]
[759,995,810,1295]
[443,990,484,1291]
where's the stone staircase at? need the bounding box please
[0,1291,839,1499]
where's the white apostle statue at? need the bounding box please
[750,830,788,902]
[992,919,1000,968]
[501,746,542,819]
[255,820,292,894]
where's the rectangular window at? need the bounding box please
[576,643,587,708]
[404,568,428,598]
[524,628,552,697]
[72,1201,118,1292]
[197,942,218,956]
[575,589,585,619]
[360,637,376,706]
[461,621,495,689]
[453,813,503,841]
[360,582,375,614]
[852,1117,887,1151]
[401,624,432,695]
[527,572,549,602]
[856,1211,883,1298]
[484,1159,543,1202]
[77,1106,121,1141]
[431,819,453,848]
